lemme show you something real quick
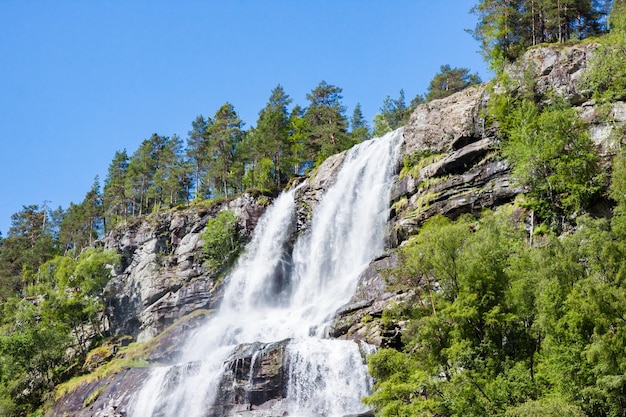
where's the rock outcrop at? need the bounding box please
[102,193,269,342]
[506,43,596,105]
[293,151,347,233]
[390,84,521,243]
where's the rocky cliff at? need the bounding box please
[46,42,626,417]
[100,194,269,344]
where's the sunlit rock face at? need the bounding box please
[392,43,626,244]
[101,193,269,343]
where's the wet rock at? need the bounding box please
[294,151,347,233]
[207,340,291,417]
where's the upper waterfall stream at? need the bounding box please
[130,129,403,417]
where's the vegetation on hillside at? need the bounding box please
[364,2,626,416]
[470,0,613,72]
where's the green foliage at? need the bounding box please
[399,149,446,179]
[496,98,601,225]
[581,8,626,102]
[367,166,626,417]
[0,248,119,416]
[425,64,482,102]
[59,177,104,256]
[0,205,59,295]
[205,103,245,198]
[504,397,586,417]
[123,133,191,217]
[470,0,610,69]
[372,113,392,138]
[350,103,371,143]
[202,210,241,273]
[379,90,413,131]
[304,81,352,164]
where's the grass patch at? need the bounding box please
[400,151,446,179]
[82,385,105,408]
[407,191,441,218]
[54,309,212,401]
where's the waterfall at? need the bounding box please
[129,128,403,417]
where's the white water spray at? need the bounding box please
[130,129,403,417]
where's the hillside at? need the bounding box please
[0,1,624,415]
[36,35,626,416]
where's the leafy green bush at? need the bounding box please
[202,210,241,273]
[0,248,119,416]
[367,193,626,417]
[495,98,601,225]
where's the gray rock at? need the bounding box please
[294,151,347,233]
[403,85,488,156]
[102,194,269,342]
[506,43,597,104]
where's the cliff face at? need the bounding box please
[101,193,268,343]
[47,43,626,417]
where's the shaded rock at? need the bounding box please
[418,137,491,179]
[46,367,152,417]
[206,340,290,417]
[393,160,522,244]
[329,253,409,347]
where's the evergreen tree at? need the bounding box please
[287,105,310,175]
[379,89,412,130]
[304,81,350,164]
[0,205,58,293]
[186,115,212,199]
[350,103,371,143]
[471,0,610,68]
[205,103,245,197]
[410,93,426,110]
[103,149,129,229]
[126,136,158,216]
[426,65,482,102]
[251,85,293,190]
[149,134,190,210]
[58,177,103,256]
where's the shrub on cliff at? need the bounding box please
[201,210,241,274]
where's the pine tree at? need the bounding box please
[187,115,212,199]
[103,149,129,228]
[58,178,103,256]
[471,0,610,67]
[0,205,58,291]
[350,103,371,143]
[304,81,350,164]
[287,105,310,176]
[206,103,244,198]
[149,134,189,210]
[252,85,293,189]
[425,65,482,102]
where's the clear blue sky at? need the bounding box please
[0,0,490,236]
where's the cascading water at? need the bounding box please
[130,128,403,417]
